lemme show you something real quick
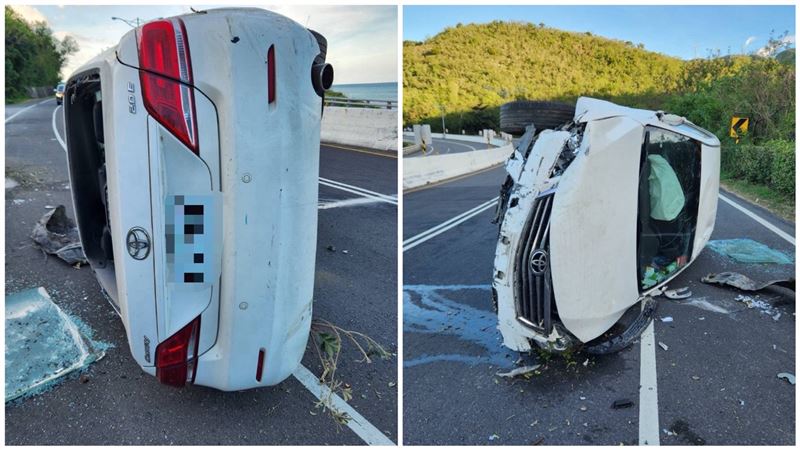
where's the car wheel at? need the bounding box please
[309,29,327,59]
[581,297,658,355]
[499,100,575,135]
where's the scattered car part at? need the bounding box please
[777,373,796,385]
[30,205,87,265]
[701,272,796,292]
[493,97,720,353]
[612,398,634,409]
[663,287,692,300]
[499,100,576,135]
[496,364,541,378]
[64,8,332,390]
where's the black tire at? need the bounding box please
[499,100,575,135]
[309,29,327,60]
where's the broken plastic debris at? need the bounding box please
[660,316,674,323]
[664,287,692,300]
[6,287,107,402]
[777,373,796,385]
[488,434,500,441]
[612,399,634,409]
[707,239,793,264]
[702,272,795,292]
[496,365,541,378]
[30,205,87,265]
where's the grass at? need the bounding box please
[720,173,795,222]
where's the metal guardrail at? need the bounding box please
[324,97,397,110]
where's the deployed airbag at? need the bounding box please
[647,154,685,221]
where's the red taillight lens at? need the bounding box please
[256,349,266,382]
[267,44,276,104]
[138,18,198,154]
[155,316,201,387]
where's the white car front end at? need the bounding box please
[493,97,720,352]
[64,8,333,390]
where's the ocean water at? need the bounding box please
[331,82,397,101]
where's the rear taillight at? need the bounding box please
[267,45,276,104]
[138,18,198,154]
[155,316,201,387]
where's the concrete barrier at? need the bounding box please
[402,131,509,147]
[403,143,422,156]
[404,142,514,190]
[321,106,397,152]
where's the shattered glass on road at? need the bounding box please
[6,287,107,402]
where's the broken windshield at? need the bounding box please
[637,126,702,290]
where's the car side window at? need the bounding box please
[637,127,702,290]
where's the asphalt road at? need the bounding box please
[5,98,398,445]
[406,137,494,157]
[403,161,795,444]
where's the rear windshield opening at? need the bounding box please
[64,71,117,298]
[637,127,702,291]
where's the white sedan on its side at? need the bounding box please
[63,8,333,390]
[493,97,720,354]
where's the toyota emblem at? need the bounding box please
[529,249,548,275]
[126,227,151,260]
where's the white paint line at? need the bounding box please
[638,318,660,445]
[293,365,395,446]
[5,98,50,123]
[718,193,795,246]
[319,176,397,203]
[319,179,397,205]
[52,105,67,151]
[403,197,498,252]
[318,197,383,210]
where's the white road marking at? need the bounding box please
[293,365,394,446]
[403,197,498,252]
[5,98,51,123]
[52,105,67,151]
[319,177,397,205]
[639,317,660,445]
[318,197,383,210]
[718,193,795,245]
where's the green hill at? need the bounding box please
[403,21,790,136]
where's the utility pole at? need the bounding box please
[439,104,446,139]
[111,16,142,28]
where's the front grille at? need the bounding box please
[514,192,555,333]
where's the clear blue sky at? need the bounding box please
[404,5,795,59]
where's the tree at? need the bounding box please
[5,6,78,99]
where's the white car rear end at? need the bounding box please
[64,8,333,390]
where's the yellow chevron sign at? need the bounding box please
[729,116,749,139]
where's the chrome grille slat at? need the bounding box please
[514,193,556,333]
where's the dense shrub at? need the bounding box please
[768,140,796,196]
[722,140,795,196]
